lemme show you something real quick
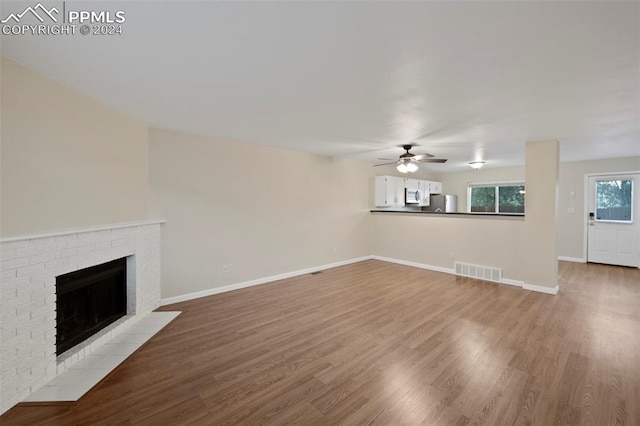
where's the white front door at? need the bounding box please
[587,174,640,267]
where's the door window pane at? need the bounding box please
[470,187,496,212]
[595,180,633,222]
[498,185,525,214]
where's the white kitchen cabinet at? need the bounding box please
[405,178,420,192]
[418,180,430,206]
[375,176,406,207]
[428,181,443,194]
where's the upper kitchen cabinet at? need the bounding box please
[374,176,406,207]
[405,178,420,192]
[418,180,431,206]
[428,181,443,194]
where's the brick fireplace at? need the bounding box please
[0,220,164,414]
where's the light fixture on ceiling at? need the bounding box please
[468,161,486,170]
[397,161,418,173]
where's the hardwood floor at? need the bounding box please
[2,260,639,425]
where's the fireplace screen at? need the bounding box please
[56,258,127,355]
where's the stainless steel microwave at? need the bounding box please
[405,189,422,204]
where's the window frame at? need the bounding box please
[467,180,525,215]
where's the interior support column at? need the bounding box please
[523,139,559,294]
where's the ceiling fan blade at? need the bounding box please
[412,153,435,160]
[415,158,448,163]
[373,161,399,167]
[377,157,394,161]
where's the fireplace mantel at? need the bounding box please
[0,219,166,243]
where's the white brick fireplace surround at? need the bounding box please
[0,220,164,414]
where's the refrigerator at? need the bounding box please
[422,195,458,213]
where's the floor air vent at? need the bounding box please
[454,262,502,283]
[310,271,323,275]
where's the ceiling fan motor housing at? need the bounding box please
[400,145,415,159]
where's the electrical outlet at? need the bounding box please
[228,264,233,273]
[222,264,229,273]
[449,251,455,259]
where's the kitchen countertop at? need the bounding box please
[370,210,524,218]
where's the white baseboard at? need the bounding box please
[501,278,525,287]
[522,283,559,295]
[161,254,560,305]
[370,255,454,274]
[558,256,586,263]
[372,256,530,289]
[371,255,559,295]
[160,256,373,306]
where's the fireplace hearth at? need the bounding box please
[56,258,127,355]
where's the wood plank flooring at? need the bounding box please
[2,260,639,425]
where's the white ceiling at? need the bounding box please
[2,1,639,172]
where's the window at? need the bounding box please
[595,179,633,222]
[468,182,525,214]
[469,186,496,212]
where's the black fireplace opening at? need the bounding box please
[56,258,127,356]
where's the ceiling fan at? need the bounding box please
[374,144,447,173]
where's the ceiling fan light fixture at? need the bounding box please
[469,161,486,170]
[397,159,418,173]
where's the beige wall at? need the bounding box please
[373,213,525,281]
[558,156,640,260]
[149,128,373,299]
[1,57,148,236]
[522,139,559,290]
